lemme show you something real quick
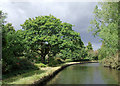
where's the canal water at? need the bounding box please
[46,63,119,85]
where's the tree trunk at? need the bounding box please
[41,54,45,64]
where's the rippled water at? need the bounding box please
[46,63,119,85]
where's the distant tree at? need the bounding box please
[86,42,93,51]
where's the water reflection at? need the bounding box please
[46,63,119,85]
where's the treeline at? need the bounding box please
[90,2,119,69]
[1,11,90,74]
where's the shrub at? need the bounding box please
[48,57,64,66]
[17,58,39,70]
[2,58,39,74]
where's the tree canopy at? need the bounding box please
[21,15,84,63]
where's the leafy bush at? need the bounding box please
[17,58,38,70]
[87,50,98,60]
[48,57,64,66]
[3,58,39,74]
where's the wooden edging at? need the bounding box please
[30,61,98,86]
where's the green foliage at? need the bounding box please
[85,42,98,60]
[3,57,38,74]
[2,12,85,74]
[21,15,84,63]
[2,23,29,73]
[79,47,88,58]
[86,42,93,51]
[97,41,107,60]
[1,11,38,73]
[90,2,119,58]
[48,57,64,66]
[87,50,98,60]
[15,58,38,70]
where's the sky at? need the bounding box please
[0,0,102,50]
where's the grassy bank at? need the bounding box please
[2,61,96,85]
[2,63,62,85]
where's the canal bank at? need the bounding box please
[2,61,98,85]
[31,61,98,86]
[3,61,119,85]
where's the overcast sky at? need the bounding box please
[0,0,102,50]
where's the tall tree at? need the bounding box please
[90,2,119,57]
[21,15,84,63]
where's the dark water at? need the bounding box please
[46,63,119,85]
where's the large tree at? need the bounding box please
[21,15,84,63]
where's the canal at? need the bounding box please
[45,63,119,85]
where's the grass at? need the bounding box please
[2,61,72,85]
[2,57,66,85]
[3,69,38,80]
[3,69,45,84]
[2,63,62,85]
[3,67,61,85]
[2,61,93,85]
